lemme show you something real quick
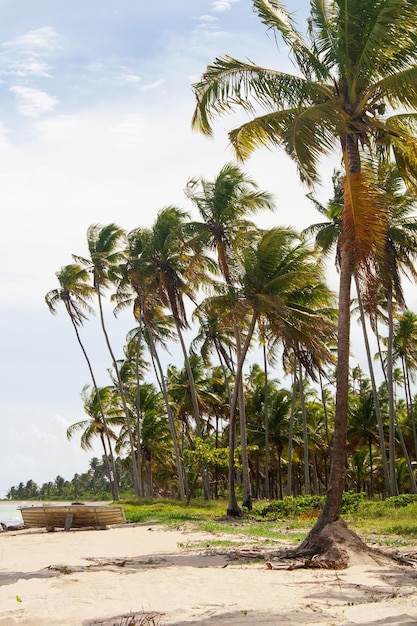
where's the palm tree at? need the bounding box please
[126,208,215,498]
[187,163,274,508]
[192,0,417,542]
[116,227,186,499]
[185,162,274,285]
[45,263,120,500]
[74,223,141,497]
[115,382,173,497]
[215,227,335,515]
[67,385,120,495]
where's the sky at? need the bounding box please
[0,0,408,499]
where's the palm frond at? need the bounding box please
[253,0,330,80]
[192,55,330,136]
[355,0,417,79]
[229,101,345,186]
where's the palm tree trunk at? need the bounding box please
[263,342,271,499]
[235,325,252,509]
[355,279,391,494]
[69,312,119,501]
[308,241,353,534]
[227,311,257,516]
[134,321,144,497]
[96,289,141,497]
[386,293,399,495]
[285,366,298,497]
[143,318,186,499]
[298,361,311,495]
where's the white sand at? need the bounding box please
[0,524,417,625]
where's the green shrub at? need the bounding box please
[255,491,364,519]
[386,494,417,508]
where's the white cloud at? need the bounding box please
[196,14,217,23]
[119,71,142,85]
[3,59,52,78]
[211,0,240,12]
[140,78,164,92]
[4,26,60,56]
[9,85,58,117]
[0,26,60,79]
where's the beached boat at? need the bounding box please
[19,504,126,531]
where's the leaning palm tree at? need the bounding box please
[115,227,186,498]
[187,163,274,508]
[126,209,215,498]
[192,0,417,546]
[45,263,120,500]
[74,223,141,497]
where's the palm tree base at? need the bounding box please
[226,505,243,517]
[293,518,369,566]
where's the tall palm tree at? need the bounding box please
[187,163,274,508]
[192,0,417,540]
[215,227,335,515]
[114,228,186,499]
[127,208,215,498]
[74,223,142,496]
[45,263,120,500]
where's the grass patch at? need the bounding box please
[118,494,417,547]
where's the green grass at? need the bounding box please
[118,494,417,547]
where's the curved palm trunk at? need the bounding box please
[68,308,119,501]
[174,319,211,500]
[96,289,141,497]
[143,318,186,499]
[355,279,391,494]
[134,322,144,497]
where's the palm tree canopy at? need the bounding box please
[74,223,126,291]
[127,206,215,330]
[45,263,95,326]
[186,162,274,283]
[192,0,417,190]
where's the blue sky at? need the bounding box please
[0,0,359,498]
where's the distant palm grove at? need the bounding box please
[7,2,417,532]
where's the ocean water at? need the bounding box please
[0,503,23,525]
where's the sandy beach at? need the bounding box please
[1,522,417,626]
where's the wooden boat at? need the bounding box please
[19,504,126,532]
